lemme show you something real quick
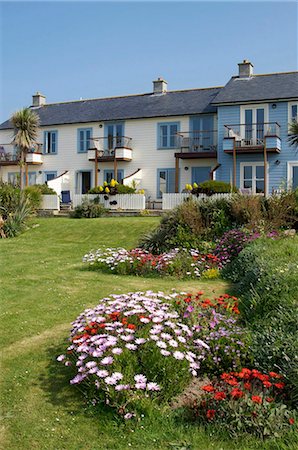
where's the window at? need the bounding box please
[157,168,176,198]
[44,131,58,154]
[8,172,36,186]
[104,170,124,184]
[288,102,298,125]
[8,172,18,185]
[157,122,180,149]
[44,171,57,182]
[104,123,124,151]
[288,162,298,189]
[240,163,266,194]
[77,128,92,153]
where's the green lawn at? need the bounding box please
[0,218,293,450]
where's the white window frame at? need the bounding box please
[287,161,298,189]
[288,101,298,131]
[240,162,269,194]
[240,104,269,144]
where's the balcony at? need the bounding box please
[175,131,218,159]
[87,136,133,162]
[0,144,43,166]
[223,122,281,154]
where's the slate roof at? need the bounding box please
[212,72,298,105]
[0,87,221,130]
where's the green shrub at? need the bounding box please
[192,180,238,195]
[88,181,137,195]
[140,197,233,253]
[222,237,298,322]
[251,308,298,407]
[23,185,42,210]
[1,192,32,238]
[36,184,56,195]
[70,199,107,218]
[115,184,136,194]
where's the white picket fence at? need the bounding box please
[72,194,146,210]
[162,193,232,210]
[41,195,60,210]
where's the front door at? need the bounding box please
[76,171,91,194]
[191,167,211,185]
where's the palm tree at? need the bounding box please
[288,119,298,149]
[11,108,40,189]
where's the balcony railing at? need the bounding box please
[89,136,132,156]
[0,143,43,164]
[224,122,280,147]
[176,131,218,153]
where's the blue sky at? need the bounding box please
[0,1,297,122]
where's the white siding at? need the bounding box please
[0,116,218,199]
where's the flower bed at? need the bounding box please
[173,292,250,374]
[58,291,205,418]
[83,247,221,278]
[190,368,296,438]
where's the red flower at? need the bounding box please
[202,385,215,392]
[244,382,252,391]
[99,323,106,328]
[263,381,272,388]
[269,371,283,379]
[196,291,204,296]
[265,397,274,403]
[252,395,262,404]
[274,382,285,389]
[238,368,252,379]
[206,409,216,420]
[230,388,244,399]
[127,324,136,330]
[226,378,239,386]
[214,391,226,401]
[289,418,295,425]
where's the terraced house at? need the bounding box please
[0,60,297,200]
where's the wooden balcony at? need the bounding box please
[175,131,217,159]
[88,137,133,162]
[0,144,43,166]
[223,122,281,154]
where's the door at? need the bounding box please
[81,171,91,194]
[157,169,175,198]
[105,123,124,152]
[243,108,265,145]
[190,116,214,151]
[191,167,211,184]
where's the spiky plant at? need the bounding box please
[288,120,298,149]
[11,108,40,189]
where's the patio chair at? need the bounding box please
[61,190,71,204]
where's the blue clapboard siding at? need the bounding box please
[217,105,240,185]
[216,102,298,191]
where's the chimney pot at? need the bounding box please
[32,92,46,107]
[238,60,254,78]
[153,77,167,94]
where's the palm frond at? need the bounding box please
[288,120,298,148]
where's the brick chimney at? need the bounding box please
[32,92,46,107]
[238,60,254,78]
[153,77,167,94]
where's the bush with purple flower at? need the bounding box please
[57,291,206,418]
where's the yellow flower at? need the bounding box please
[105,187,110,193]
[193,182,198,188]
[103,181,108,186]
[110,179,116,187]
[99,186,103,192]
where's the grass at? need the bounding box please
[0,217,295,450]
